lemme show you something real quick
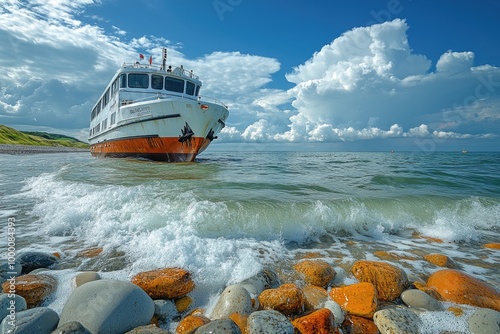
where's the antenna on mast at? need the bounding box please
[162,48,167,71]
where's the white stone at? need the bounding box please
[1,307,58,334]
[323,300,345,324]
[58,279,154,334]
[246,310,294,334]
[468,308,500,334]
[210,284,254,319]
[401,289,443,311]
[373,307,422,334]
[195,319,241,333]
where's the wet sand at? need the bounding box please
[0,144,89,155]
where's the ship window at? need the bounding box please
[102,119,107,130]
[151,75,163,90]
[186,81,195,95]
[96,100,101,115]
[128,74,149,88]
[110,112,116,125]
[103,88,110,107]
[195,85,200,96]
[120,74,127,88]
[165,77,184,93]
[112,78,119,96]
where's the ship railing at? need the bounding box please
[121,91,228,109]
[121,62,200,80]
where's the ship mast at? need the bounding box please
[162,48,167,71]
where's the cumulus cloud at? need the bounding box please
[0,2,499,149]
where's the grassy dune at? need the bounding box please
[0,125,89,149]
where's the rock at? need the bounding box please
[291,308,336,334]
[467,308,500,334]
[302,285,328,311]
[58,279,154,334]
[329,282,378,318]
[52,321,92,334]
[323,300,344,325]
[293,259,336,288]
[239,269,280,298]
[0,307,58,334]
[258,283,305,316]
[246,310,294,334]
[19,252,58,274]
[211,284,254,319]
[0,293,27,322]
[412,281,443,301]
[229,313,248,334]
[77,247,103,258]
[427,269,500,311]
[345,315,379,334]
[373,307,422,334]
[175,296,192,313]
[350,260,409,301]
[401,289,443,311]
[73,271,101,288]
[0,261,22,283]
[483,243,500,250]
[125,324,171,333]
[195,319,241,334]
[154,299,177,323]
[1,274,57,308]
[423,253,459,268]
[131,268,195,299]
[176,314,210,334]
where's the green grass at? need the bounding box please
[0,124,89,149]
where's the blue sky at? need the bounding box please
[1,0,500,151]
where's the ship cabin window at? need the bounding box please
[165,77,184,93]
[120,74,127,88]
[128,73,149,89]
[102,118,107,131]
[195,85,200,97]
[110,112,116,125]
[151,75,163,90]
[103,88,110,107]
[96,100,101,115]
[186,81,195,95]
[111,77,119,96]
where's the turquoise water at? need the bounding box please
[1,150,499,330]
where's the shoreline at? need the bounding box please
[0,144,89,155]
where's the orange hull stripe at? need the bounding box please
[90,136,210,162]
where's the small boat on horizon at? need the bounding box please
[88,48,229,162]
[462,148,468,154]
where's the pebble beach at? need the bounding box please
[1,243,500,333]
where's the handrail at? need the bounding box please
[120,90,227,108]
[121,62,200,80]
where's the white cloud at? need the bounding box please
[0,2,498,149]
[436,51,474,73]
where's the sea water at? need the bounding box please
[1,150,499,332]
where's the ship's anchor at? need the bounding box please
[178,122,194,143]
[206,129,218,141]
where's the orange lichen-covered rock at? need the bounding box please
[484,243,500,250]
[258,283,305,316]
[427,269,500,311]
[329,282,378,318]
[293,259,336,288]
[229,313,249,334]
[423,253,459,268]
[350,260,408,301]
[176,314,210,334]
[302,285,328,311]
[2,274,57,308]
[292,308,336,334]
[132,268,195,299]
[344,315,379,334]
[77,247,103,258]
[175,296,193,313]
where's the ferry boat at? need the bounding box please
[88,48,229,162]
